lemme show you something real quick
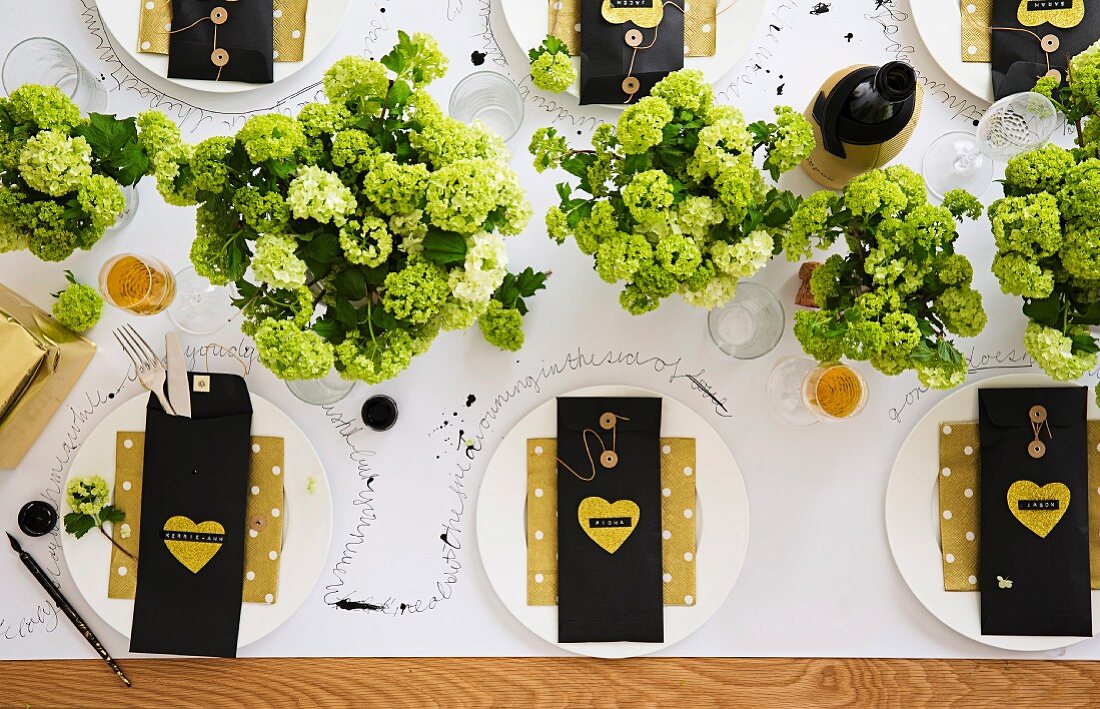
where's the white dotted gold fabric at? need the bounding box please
[938,421,1100,591]
[109,432,285,604]
[137,0,308,62]
[961,0,991,63]
[549,0,717,57]
[526,437,697,607]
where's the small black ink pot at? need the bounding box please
[362,395,398,432]
[18,501,58,537]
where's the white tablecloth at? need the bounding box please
[0,0,1087,659]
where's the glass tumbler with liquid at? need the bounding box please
[99,254,177,315]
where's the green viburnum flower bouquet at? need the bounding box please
[140,32,547,384]
[529,69,816,314]
[0,85,153,261]
[784,165,988,390]
[992,43,1100,401]
[528,35,575,93]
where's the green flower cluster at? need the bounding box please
[528,68,815,315]
[787,166,985,390]
[52,271,103,333]
[65,475,110,516]
[0,85,156,261]
[528,35,576,93]
[990,48,1100,398]
[141,34,548,384]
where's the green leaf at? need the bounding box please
[335,267,367,301]
[266,159,296,180]
[64,512,96,539]
[306,232,342,265]
[386,79,413,112]
[937,340,964,366]
[98,505,125,525]
[909,340,936,364]
[74,113,149,186]
[332,297,357,328]
[1071,333,1100,355]
[1022,295,1063,329]
[560,152,596,180]
[422,229,468,266]
[311,317,345,344]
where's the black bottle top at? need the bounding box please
[813,62,919,158]
[362,395,398,432]
[842,61,918,124]
[18,501,57,537]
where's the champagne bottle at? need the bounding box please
[801,62,923,189]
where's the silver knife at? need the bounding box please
[165,332,191,418]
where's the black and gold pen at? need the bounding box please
[7,532,132,688]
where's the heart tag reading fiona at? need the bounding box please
[1007,481,1071,538]
[602,0,664,28]
[161,515,226,573]
[577,497,640,553]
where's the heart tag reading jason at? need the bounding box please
[602,0,664,28]
[161,515,226,573]
[577,496,640,553]
[1007,480,1071,538]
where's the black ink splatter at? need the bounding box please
[844,32,854,42]
[777,84,785,96]
[333,598,386,611]
[810,2,830,14]
[465,394,476,407]
[769,24,781,32]
[471,51,486,66]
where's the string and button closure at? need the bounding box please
[1028,404,1052,459]
[557,412,631,480]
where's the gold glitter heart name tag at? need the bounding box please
[1007,480,1071,538]
[578,497,640,553]
[1018,0,1085,28]
[602,0,664,28]
[161,515,226,573]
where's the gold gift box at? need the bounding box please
[0,283,96,470]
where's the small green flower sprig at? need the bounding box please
[0,86,154,261]
[64,475,134,561]
[992,40,1100,402]
[785,166,987,390]
[140,32,548,385]
[51,270,104,333]
[528,35,576,93]
[529,68,815,315]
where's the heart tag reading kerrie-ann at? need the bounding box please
[161,515,226,573]
[1007,480,1071,538]
[577,497,640,554]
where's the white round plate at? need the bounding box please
[911,0,994,103]
[477,385,750,658]
[495,0,768,105]
[61,391,333,649]
[886,372,1100,651]
[95,0,350,93]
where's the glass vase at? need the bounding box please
[3,37,107,113]
[285,369,356,406]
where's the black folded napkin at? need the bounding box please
[991,0,1097,99]
[130,372,253,657]
[978,386,1092,637]
[168,0,274,84]
[580,0,684,104]
[556,397,663,643]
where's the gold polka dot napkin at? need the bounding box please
[938,421,1100,591]
[526,438,697,607]
[549,0,718,57]
[961,0,992,63]
[109,432,285,604]
[137,0,308,62]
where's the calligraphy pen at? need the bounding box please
[6,532,132,688]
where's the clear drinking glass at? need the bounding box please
[449,71,524,142]
[922,91,1059,200]
[285,369,356,406]
[167,266,236,336]
[767,357,868,427]
[3,37,107,113]
[104,185,140,236]
[707,282,785,359]
[99,253,176,316]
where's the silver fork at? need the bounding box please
[115,324,177,416]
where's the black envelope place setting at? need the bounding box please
[167,0,275,84]
[977,388,1092,637]
[556,397,664,642]
[579,0,684,104]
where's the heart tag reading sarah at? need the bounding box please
[1007,480,1071,539]
[161,515,227,573]
[577,497,640,554]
